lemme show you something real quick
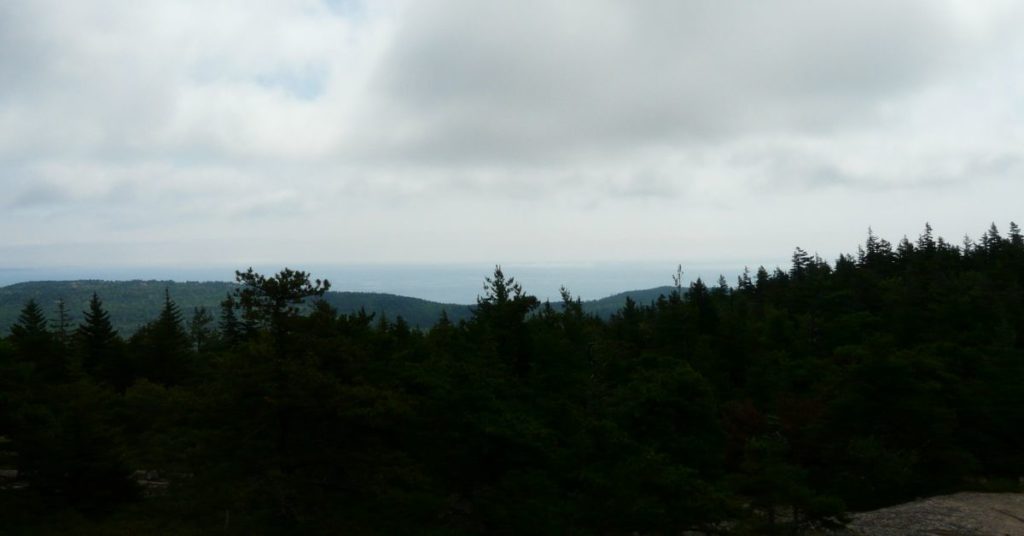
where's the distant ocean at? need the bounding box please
[0,262,777,304]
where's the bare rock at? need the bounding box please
[844,492,1024,536]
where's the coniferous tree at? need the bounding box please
[219,293,243,346]
[1009,221,1023,248]
[6,226,1024,533]
[981,223,1002,254]
[962,234,975,256]
[133,289,192,385]
[896,236,914,261]
[738,266,754,291]
[791,247,812,278]
[10,299,48,339]
[231,267,330,354]
[12,378,139,510]
[755,266,770,291]
[474,266,539,377]
[715,275,730,296]
[76,293,128,390]
[917,222,936,252]
[52,298,72,347]
[10,300,63,380]
[190,306,215,353]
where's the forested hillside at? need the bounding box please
[0,282,675,333]
[0,281,475,333]
[1,224,1023,534]
[0,281,238,335]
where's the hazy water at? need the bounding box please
[0,262,767,304]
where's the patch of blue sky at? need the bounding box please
[322,0,365,19]
[255,64,329,101]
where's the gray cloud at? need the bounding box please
[352,0,971,165]
[1,0,1023,269]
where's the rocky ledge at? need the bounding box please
[839,492,1024,536]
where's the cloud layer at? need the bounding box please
[2,0,1023,269]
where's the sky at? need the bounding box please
[2,0,1023,280]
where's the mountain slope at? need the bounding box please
[0,280,677,334]
[581,285,676,318]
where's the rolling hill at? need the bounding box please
[0,280,677,334]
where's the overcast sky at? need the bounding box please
[2,0,1023,273]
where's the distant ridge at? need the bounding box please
[0,281,678,334]
[581,286,677,318]
[0,280,238,335]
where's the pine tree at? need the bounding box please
[137,289,192,385]
[474,266,539,377]
[52,298,72,347]
[834,254,856,274]
[755,266,770,291]
[219,293,242,346]
[76,293,128,389]
[790,248,812,278]
[10,299,63,379]
[190,306,215,353]
[962,235,975,256]
[671,264,685,300]
[916,222,936,252]
[737,267,754,291]
[231,267,330,355]
[715,275,730,296]
[981,223,1002,253]
[896,236,914,261]
[861,228,895,270]
[10,299,48,340]
[77,293,118,376]
[1009,222,1023,248]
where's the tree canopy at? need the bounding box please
[2,225,1023,534]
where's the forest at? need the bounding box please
[1,223,1023,534]
[0,280,676,334]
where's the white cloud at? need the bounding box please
[1,0,1023,271]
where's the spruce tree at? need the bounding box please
[10,299,63,379]
[1009,221,1023,248]
[755,266,770,290]
[10,299,48,340]
[474,266,539,376]
[76,293,126,389]
[52,298,72,347]
[790,247,812,278]
[737,267,754,291]
[981,223,1002,253]
[190,306,215,353]
[916,222,936,252]
[136,289,192,386]
[219,293,242,346]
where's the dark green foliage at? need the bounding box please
[129,290,194,386]
[10,299,48,339]
[75,294,132,391]
[473,266,540,377]
[189,306,215,353]
[0,280,238,335]
[9,300,65,380]
[7,378,139,511]
[2,281,680,335]
[231,268,329,334]
[4,224,1024,533]
[321,291,474,327]
[52,298,72,347]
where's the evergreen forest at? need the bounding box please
[1,224,1023,534]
